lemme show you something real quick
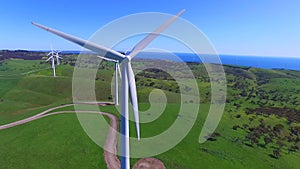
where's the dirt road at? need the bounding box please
[0,102,165,169]
[0,102,120,169]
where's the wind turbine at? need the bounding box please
[46,48,57,77]
[55,51,63,65]
[97,55,122,105]
[32,9,185,169]
[49,45,63,65]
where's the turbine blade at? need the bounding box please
[128,9,185,59]
[126,62,140,140]
[57,58,60,65]
[117,63,122,79]
[46,57,52,62]
[97,55,118,62]
[32,22,125,61]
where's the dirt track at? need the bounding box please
[0,102,165,169]
[0,102,121,169]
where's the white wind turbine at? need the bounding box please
[32,9,185,169]
[47,46,62,77]
[46,47,57,77]
[55,51,63,66]
[97,55,122,105]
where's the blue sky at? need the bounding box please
[0,0,299,57]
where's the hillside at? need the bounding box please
[0,51,299,168]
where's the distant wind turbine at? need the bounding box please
[46,46,62,77]
[55,51,63,66]
[32,9,185,169]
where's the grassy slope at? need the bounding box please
[2,103,299,169]
[0,114,103,169]
[0,58,300,168]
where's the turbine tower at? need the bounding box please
[32,9,185,169]
[97,55,122,105]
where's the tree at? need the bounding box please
[232,125,240,130]
[235,114,241,118]
[246,133,259,146]
[276,140,285,149]
[288,145,299,153]
[273,124,284,136]
[243,124,249,129]
[272,149,281,159]
[264,136,272,146]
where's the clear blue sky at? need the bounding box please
[1,0,299,57]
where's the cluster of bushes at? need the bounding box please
[232,110,300,159]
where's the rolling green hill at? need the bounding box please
[0,55,300,169]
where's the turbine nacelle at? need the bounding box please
[121,50,131,56]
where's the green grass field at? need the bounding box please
[0,57,300,168]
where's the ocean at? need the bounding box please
[134,52,300,71]
[58,51,300,71]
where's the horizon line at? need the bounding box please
[1,49,300,58]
